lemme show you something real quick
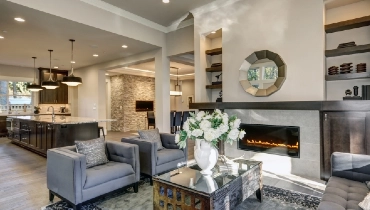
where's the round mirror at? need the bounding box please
[239,50,286,97]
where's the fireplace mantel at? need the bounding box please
[190,101,370,111]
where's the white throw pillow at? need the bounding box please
[359,193,370,210]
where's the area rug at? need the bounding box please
[42,181,321,210]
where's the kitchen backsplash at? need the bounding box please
[38,104,70,114]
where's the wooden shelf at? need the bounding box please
[325,44,370,57]
[206,84,222,89]
[325,15,370,33]
[205,48,222,56]
[206,66,222,72]
[326,72,370,81]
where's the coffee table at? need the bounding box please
[153,159,262,210]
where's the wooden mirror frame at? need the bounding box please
[239,50,286,97]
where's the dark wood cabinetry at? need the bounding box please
[39,68,69,104]
[321,111,370,180]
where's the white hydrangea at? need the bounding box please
[227,129,240,140]
[196,111,205,121]
[204,130,216,142]
[200,120,211,131]
[191,129,203,138]
[175,134,180,143]
[203,115,212,120]
[215,109,222,115]
[188,118,196,124]
[219,123,229,134]
[239,130,246,139]
[233,119,241,129]
[222,113,229,124]
[183,121,190,132]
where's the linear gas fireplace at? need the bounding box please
[238,124,300,158]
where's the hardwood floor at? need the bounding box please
[0,137,56,210]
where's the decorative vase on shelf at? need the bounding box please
[175,109,246,176]
[34,110,40,114]
[194,139,219,175]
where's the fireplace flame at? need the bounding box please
[246,139,299,150]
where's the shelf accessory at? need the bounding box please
[62,39,82,86]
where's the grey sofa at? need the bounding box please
[121,133,187,184]
[318,152,370,210]
[47,141,140,210]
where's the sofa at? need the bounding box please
[121,133,187,184]
[318,152,370,210]
[47,141,140,210]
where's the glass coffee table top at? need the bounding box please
[155,159,260,195]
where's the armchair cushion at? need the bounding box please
[75,138,108,168]
[157,149,185,165]
[138,128,164,150]
[84,161,134,189]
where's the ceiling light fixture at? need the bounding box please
[0,36,4,39]
[93,54,99,57]
[170,67,182,96]
[163,0,170,3]
[41,50,60,89]
[14,17,25,22]
[62,39,82,86]
[211,31,216,34]
[105,73,109,76]
[54,66,59,69]
[27,57,43,92]
[122,45,128,48]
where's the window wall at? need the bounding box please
[0,80,33,113]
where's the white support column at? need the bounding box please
[155,48,170,133]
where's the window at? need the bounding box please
[0,80,33,113]
[247,68,260,81]
[263,66,278,80]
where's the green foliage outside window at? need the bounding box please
[263,66,278,80]
[247,68,260,81]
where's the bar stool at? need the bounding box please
[98,126,105,139]
[147,111,155,129]
[170,111,175,134]
[181,111,190,130]
[174,111,182,133]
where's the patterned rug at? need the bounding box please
[42,181,321,210]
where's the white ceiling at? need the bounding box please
[0,1,158,69]
[107,61,194,80]
[325,0,365,9]
[101,0,215,26]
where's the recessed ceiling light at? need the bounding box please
[2,31,7,33]
[93,54,99,57]
[211,31,216,34]
[105,73,109,76]
[54,66,59,69]
[0,36,4,39]
[122,45,128,48]
[14,17,25,22]
[71,61,75,64]
[163,0,170,3]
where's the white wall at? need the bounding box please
[325,2,370,100]
[0,64,34,80]
[194,0,325,102]
[167,26,194,57]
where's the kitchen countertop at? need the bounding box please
[1,113,71,116]
[7,115,116,125]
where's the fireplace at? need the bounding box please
[238,124,300,158]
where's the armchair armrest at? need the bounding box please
[121,138,157,176]
[106,141,140,182]
[160,133,188,163]
[331,152,370,182]
[47,148,86,205]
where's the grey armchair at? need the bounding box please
[318,152,370,210]
[47,141,140,210]
[121,133,187,185]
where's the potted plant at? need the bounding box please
[176,109,245,175]
[34,106,41,114]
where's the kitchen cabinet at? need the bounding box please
[39,68,69,104]
[321,111,370,180]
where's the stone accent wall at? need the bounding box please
[111,74,155,131]
[224,109,321,179]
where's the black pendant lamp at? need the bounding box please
[41,50,59,89]
[62,39,82,86]
[27,57,43,92]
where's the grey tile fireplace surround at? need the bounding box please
[225,109,320,179]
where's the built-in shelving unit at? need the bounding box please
[325,72,370,81]
[205,66,222,72]
[325,15,370,33]
[325,44,370,57]
[206,84,222,89]
[205,48,222,56]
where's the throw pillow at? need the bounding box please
[138,128,164,150]
[75,138,109,168]
[359,193,370,210]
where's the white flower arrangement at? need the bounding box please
[176,109,246,149]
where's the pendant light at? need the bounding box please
[41,50,59,89]
[170,67,182,96]
[62,39,82,86]
[27,57,43,92]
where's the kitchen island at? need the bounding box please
[7,115,114,156]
